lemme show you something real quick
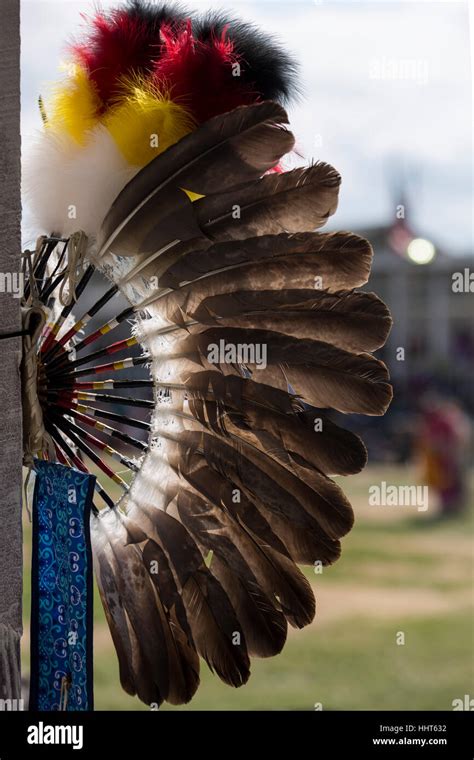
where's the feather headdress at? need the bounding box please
[22,1,392,707]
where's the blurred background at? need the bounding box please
[21,0,473,709]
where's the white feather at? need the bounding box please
[22,126,139,240]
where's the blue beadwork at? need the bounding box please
[30,460,95,711]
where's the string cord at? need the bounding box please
[0,329,29,340]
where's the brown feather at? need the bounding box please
[171,466,316,628]
[143,245,374,321]
[195,162,341,241]
[157,327,392,415]
[184,391,367,475]
[98,102,294,259]
[191,290,391,354]
[158,428,348,564]
[158,232,370,289]
[173,489,288,657]
[91,517,139,697]
[129,504,251,687]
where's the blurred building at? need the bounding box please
[358,214,473,411]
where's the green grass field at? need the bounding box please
[21,464,474,710]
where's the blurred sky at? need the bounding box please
[21,0,473,253]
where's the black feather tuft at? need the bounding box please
[125,0,190,29]
[194,10,300,105]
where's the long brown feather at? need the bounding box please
[184,393,367,475]
[98,102,294,259]
[191,290,391,354]
[141,237,373,316]
[155,327,392,415]
[171,466,316,628]
[127,503,251,687]
[173,489,288,657]
[141,289,390,355]
[195,162,341,241]
[91,518,138,697]
[158,231,368,288]
[157,428,349,564]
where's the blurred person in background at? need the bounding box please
[416,394,471,517]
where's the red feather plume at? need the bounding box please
[153,22,260,124]
[70,8,167,110]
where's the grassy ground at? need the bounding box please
[21,464,474,710]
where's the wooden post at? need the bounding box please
[0,0,22,701]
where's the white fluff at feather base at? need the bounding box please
[22,125,139,240]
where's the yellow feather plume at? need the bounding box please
[103,78,196,167]
[47,65,101,145]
